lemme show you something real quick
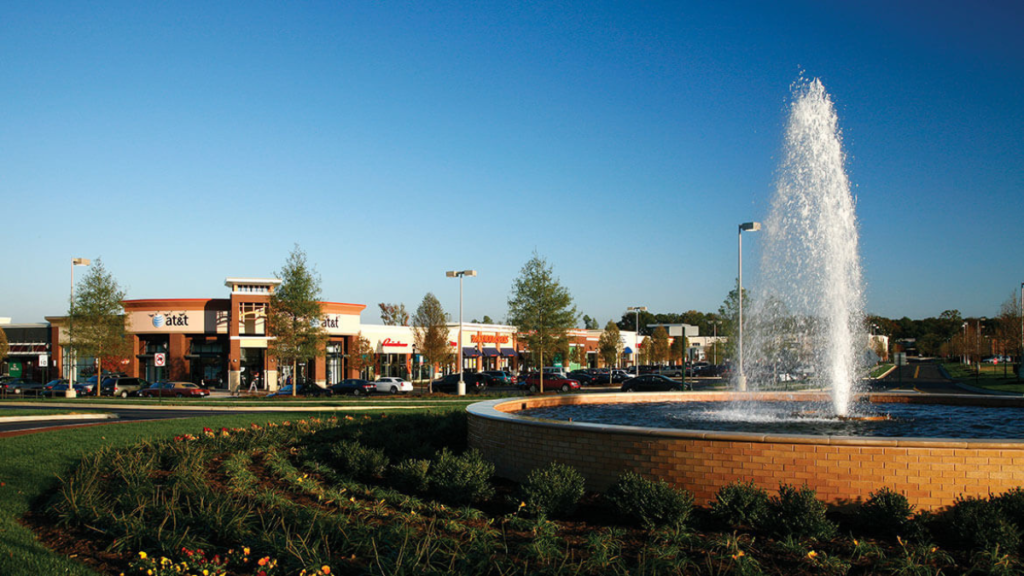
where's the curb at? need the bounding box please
[0,413,119,423]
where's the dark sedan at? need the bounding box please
[267,383,332,398]
[1,378,43,395]
[567,370,597,386]
[329,379,376,396]
[140,381,211,398]
[42,381,92,397]
[430,373,488,394]
[621,374,690,392]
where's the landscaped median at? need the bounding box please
[0,409,117,423]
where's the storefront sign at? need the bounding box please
[381,338,407,347]
[131,310,208,334]
[152,312,190,328]
[471,334,510,344]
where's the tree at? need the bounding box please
[68,258,132,397]
[378,303,410,326]
[671,334,690,364]
[507,252,578,393]
[638,336,653,365]
[598,321,622,384]
[617,309,656,335]
[412,292,453,389]
[0,327,7,369]
[267,246,329,396]
[996,292,1022,379]
[651,326,670,367]
[717,282,749,363]
[582,315,599,330]
[348,332,376,379]
[482,315,494,324]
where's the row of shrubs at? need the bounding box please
[326,434,1024,555]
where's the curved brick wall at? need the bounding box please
[467,392,1024,511]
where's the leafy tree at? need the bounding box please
[617,309,656,335]
[671,334,690,364]
[638,336,653,365]
[267,246,329,396]
[996,293,1022,377]
[582,315,599,330]
[348,332,376,379]
[507,252,578,393]
[482,315,494,324]
[412,293,453,387]
[378,303,410,326]
[651,326,670,366]
[68,258,132,397]
[0,327,7,369]
[598,321,622,384]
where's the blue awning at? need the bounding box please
[500,348,517,358]
[623,347,634,354]
[462,347,481,358]
[482,347,499,357]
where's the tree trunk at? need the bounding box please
[95,354,102,397]
[292,359,298,396]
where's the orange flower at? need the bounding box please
[322,566,331,574]
[258,556,269,566]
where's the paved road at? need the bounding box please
[874,360,975,394]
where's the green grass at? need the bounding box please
[869,363,894,379]
[0,409,404,576]
[943,362,1023,392]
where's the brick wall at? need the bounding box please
[467,392,1024,511]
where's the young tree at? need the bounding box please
[651,326,670,367]
[582,315,599,330]
[638,336,653,365]
[378,303,410,326]
[482,315,495,324]
[0,327,8,369]
[412,292,453,389]
[507,252,578,393]
[996,292,1022,379]
[598,321,622,384]
[267,246,329,396]
[68,259,132,397]
[347,332,376,379]
[718,282,749,364]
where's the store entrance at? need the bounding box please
[240,348,265,391]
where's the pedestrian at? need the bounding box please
[248,371,259,393]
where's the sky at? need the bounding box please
[3,1,1022,327]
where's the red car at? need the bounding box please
[521,373,581,393]
[140,381,211,398]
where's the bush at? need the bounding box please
[938,496,1020,553]
[522,462,586,518]
[710,481,770,531]
[428,448,494,506]
[995,487,1024,530]
[858,487,915,541]
[605,472,694,529]
[766,484,836,540]
[390,458,431,495]
[330,440,390,482]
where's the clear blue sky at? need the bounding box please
[3,1,1022,326]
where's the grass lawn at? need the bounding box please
[0,409,401,576]
[943,362,1024,393]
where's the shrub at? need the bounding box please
[330,440,390,482]
[858,487,915,541]
[938,496,1020,553]
[710,481,770,531]
[428,448,494,506]
[605,472,694,529]
[995,487,1024,530]
[766,484,836,540]
[522,462,586,518]
[390,458,431,495]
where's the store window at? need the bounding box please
[239,303,266,336]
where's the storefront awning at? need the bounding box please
[482,347,499,357]
[462,347,481,358]
[623,347,633,354]
[500,348,517,358]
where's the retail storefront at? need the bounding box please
[0,323,52,382]
[449,323,520,373]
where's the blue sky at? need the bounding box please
[3,1,1022,326]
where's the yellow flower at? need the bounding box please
[243,547,250,556]
[518,501,526,509]
[139,551,148,559]
[853,539,859,546]
[322,566,331,575]
[807,550,818,559]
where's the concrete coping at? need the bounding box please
[467,391,1024,449]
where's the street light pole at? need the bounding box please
[976,317,987,385]
[446,270,477,395]
[67,257,91,398]
[737,222,761,391]
[627,306,647,371]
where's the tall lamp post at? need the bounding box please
[67,257,91,398]
[976,317,986,385]
[446,269,477,395]
[737,222,761,391]
[627,306,647,370]
[713,320,722,365]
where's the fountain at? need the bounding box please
[746,78,866,417]
[466,79,1024,511]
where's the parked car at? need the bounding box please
[521,373,581,393]
[329,378,377,396]
[660,366,684,377]
[267,383,331,398]
[42,381,92,397]
[480,370,514,386]
[1,378,43,394]
[567,370,596,386]
[430,373,488,394]
[140,381,211,398]
[621,374,689,392]
[375,376,413,394]
[101,376,150,398]
[690,362,711,376]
